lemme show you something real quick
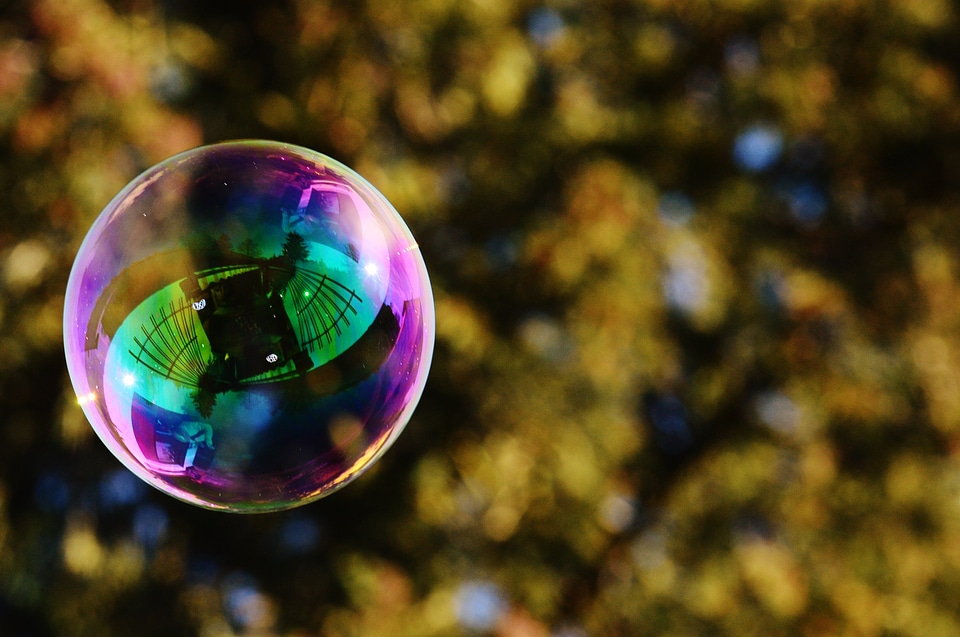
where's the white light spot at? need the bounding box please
[755,391,801,434]
[122,374,135,387]
[363,262,379,276]
[598,493,638,533]
[4,239,51,292]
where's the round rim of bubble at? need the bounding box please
[63,139,436,512]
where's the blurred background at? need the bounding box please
[2,0,960,635]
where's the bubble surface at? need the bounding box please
[64,141,435,512]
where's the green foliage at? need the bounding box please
[3,0,960,636]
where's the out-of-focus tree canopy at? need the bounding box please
[3,0,960,635]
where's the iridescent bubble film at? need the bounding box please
[64,141,435,512]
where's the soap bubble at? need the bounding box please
[64,141,435,512]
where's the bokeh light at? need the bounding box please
[4,0,960,635]
[733,123,785,172]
